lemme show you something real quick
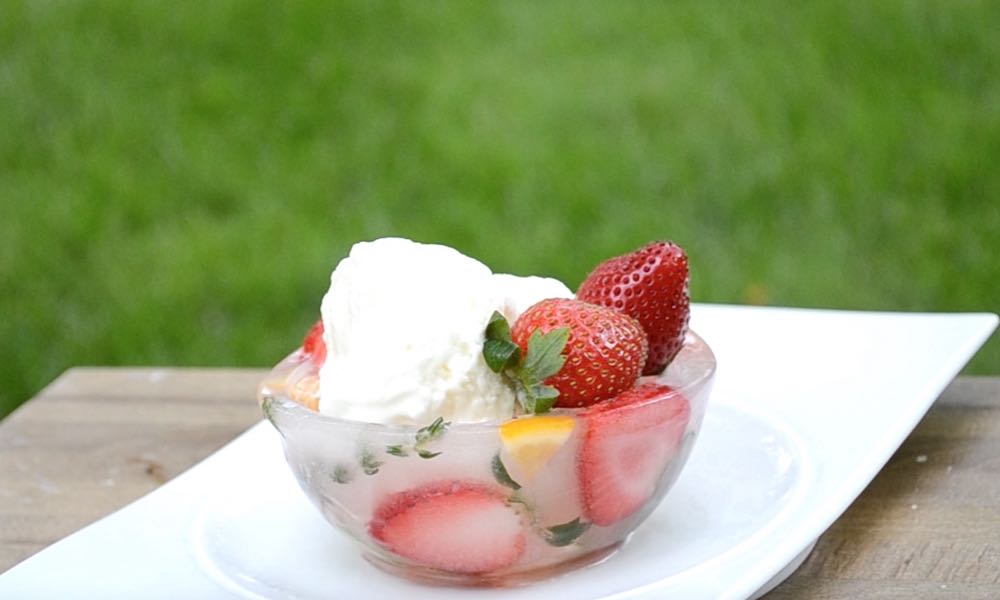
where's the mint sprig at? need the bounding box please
[385,416,450,459]
[483,311,569,414]
[545,517,591,547]
[415,416,449,445]
[490,453,591,547]
[330,464,353,484]
[491,453,522,491]
[359,446,383,475]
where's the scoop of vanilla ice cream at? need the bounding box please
[492,273,573,323]
[318,238,572,425]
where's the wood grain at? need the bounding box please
[767,377,1000,599]
[0,367,263,572]
[0,369,998,598]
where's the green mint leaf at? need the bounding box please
[522,327,569,382]
[415,416,450,445]
[261,398,276,424]
[330,464,353,484]
[491,454,522,490]
[417,449,441,459]
[483,338,521,373]
[485,311,513,342]
[546,517,591,547]
[386,444,408,457]
[507,490,530,508]
[359,447,383,475]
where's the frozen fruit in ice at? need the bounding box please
[578,383,690,526]
[368,480,526,573]
[290,374,320,411]
[499,415,576,479]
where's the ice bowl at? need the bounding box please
[258,331,715,587]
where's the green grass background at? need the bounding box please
[2,1,998,418]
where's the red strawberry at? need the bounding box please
[576,241,690,375]
[511,298,648,408]
[369,481,526,574]
[302,319,326,366]
[578,383,690,526]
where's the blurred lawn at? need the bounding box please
[1,1,998,418]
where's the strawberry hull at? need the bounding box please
[259,331,715,586]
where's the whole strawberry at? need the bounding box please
[577,241,689,375]
[510,298,648,408]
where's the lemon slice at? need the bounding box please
[499,415,576,480]
[290,375,320,411]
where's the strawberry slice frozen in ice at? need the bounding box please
[368,480,526,574]
[578,383,691,526]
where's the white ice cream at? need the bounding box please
[318,238,572,425]
[492,273,577,324]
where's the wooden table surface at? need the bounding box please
[1,368,998,598]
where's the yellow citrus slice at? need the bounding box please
[290,374,320,411]
[499,415,576,479]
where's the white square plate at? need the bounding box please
[2,305,996,599]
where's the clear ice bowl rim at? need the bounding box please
[257,330,717,435]
[259,329,716,435]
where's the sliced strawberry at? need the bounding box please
[510,298,648,408]
[302,319,326,366]
[368,480,526,574]
[576,241,690,375]
[578,383,690,526]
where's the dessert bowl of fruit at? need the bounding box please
[258,238,716,586]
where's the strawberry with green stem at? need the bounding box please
[484,299,648,411]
